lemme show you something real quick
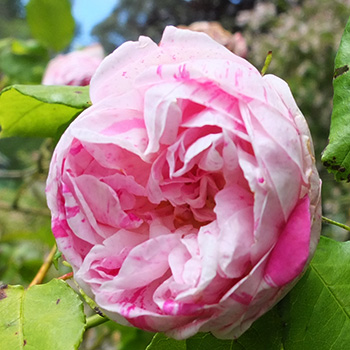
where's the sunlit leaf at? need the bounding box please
[26,0,75,52]
[0,85,90,139]
[0,279,85,350]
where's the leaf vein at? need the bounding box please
[19,288,25,349]
[5,102,43,133]
[310,263,350,320]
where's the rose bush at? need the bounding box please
[42,43,104,86]
[46,26,321,340]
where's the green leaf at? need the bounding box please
[280,236,350,349]
[26,0,75,52]
[187,307,282,350]
[146,307,282,350]
[147,333,186,350]
[110,324,154,350]
[0,279,85,350]
[0,85,91,139]
[322,17,350,181]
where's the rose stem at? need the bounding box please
[322,216,350,232]
[85,314,110,330]
[29,244,57,287]
[57,272,74,281]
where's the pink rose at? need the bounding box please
[46,26,321,339]
[42,44,104,86]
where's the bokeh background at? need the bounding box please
[1,0,350,348]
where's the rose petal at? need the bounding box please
[264,195,311,287]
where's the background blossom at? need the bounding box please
[42,43,104,86]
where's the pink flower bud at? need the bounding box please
[42,44,104,86]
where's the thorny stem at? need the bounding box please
[86,314,110,330]
[322,216,350,232]
[29,245,57,287]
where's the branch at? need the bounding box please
[0,200,51,217]
[29,245,57,287]
[0,166,38,179]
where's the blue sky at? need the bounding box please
[71,0,116,47]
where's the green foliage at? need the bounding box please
[26,0,75,52]
[147,305,282,350]
[0,0,28,40]
[279,236,350,349]
[0,279,85,350]
[147,334,186,350]
[0,240,52,286]
[322,17,350,182]
[147,310,282,350]
[0,0,22,20]
[0,38,49,88]
[189,308,282,350]
[112,324,155,350]
[0,85,90,139]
